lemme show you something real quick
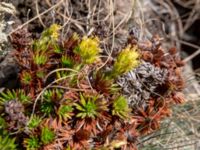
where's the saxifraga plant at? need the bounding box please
[0,133,17,150]
[2,24,185,150]
[0,115,17,150]
[16,24,62,96]
[27,115,42,130]
[112,96,130,119]
[75,93,108,119]
[40,127,55,145]
[23,136,40,150]
[57,103,74,120]
[40,89,63,116]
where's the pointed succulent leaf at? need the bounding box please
[80,94,86,106]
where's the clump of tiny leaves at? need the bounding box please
[0,25,185,149]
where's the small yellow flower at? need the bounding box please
[41,24,61,41]
[76,36,101,64]
[34,24,61,51]
[49,24,61,40]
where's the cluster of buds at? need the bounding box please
[4,100,28,129]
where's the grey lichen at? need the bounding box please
[117,61,168,109]
[0,2,15,55]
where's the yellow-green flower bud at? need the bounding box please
[34,24,61,51]
[76,36,101,64]
[112,45,140,77]
[42,24,61,41]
